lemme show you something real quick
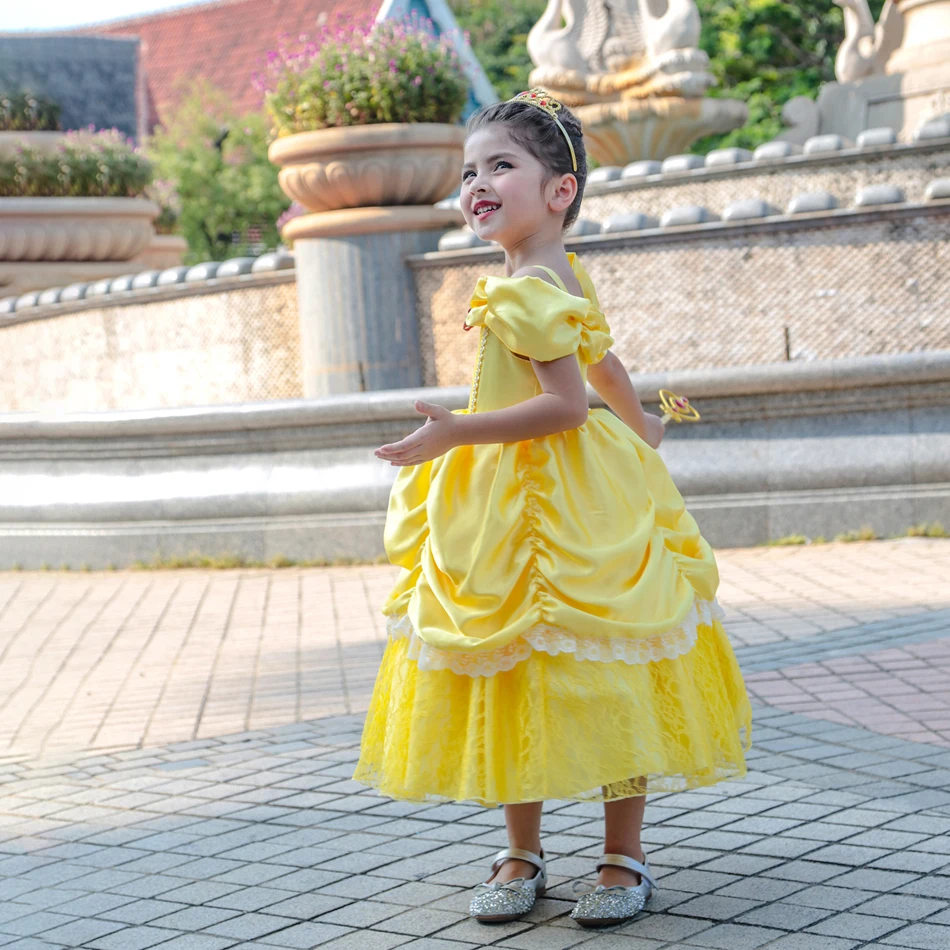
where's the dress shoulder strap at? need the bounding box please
[526,265,569,294]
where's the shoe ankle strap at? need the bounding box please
[492,847,545,873]
[596,853,656,888]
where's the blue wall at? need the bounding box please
[0,35,139,138]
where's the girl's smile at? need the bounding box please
[472,199,501,221]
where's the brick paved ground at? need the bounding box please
[0,538,947,949]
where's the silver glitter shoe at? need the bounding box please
[469,847,547,923]
[570,853,656,928]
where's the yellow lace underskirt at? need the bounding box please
[353,618,752,807]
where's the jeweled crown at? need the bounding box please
[512,88,565,119]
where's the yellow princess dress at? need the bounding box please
[353,254,751,806]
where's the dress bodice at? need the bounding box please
[462,254,612,414]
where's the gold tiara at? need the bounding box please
[510,88,577,172]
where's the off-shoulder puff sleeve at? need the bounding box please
[464,275,613,364]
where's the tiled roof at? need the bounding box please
[78,0,381,130]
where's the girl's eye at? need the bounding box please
[494,161,512,171]
[461,170,475,181]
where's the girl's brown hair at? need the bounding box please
[465,94,587,232]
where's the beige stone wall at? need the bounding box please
[0,278,301,413]
[413,206,950,387]
[581,144,950,224]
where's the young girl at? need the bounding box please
[353,88,751,929]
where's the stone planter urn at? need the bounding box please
[268,123,466,213]
[0,197,158,262]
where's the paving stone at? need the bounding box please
[374,907,467,936]
[879,923,950,948]
[392,940,480,950]
[681,922,784,949]
[36,917,125,945]
[808,911,907,940]
[804,843,894,865]
[203,888,297,914]
[738,836,823,859]
[0,912,78,937]
[828,869,921,892]
[109,875,189,899]
[659,870,740,894]
[736,901,831,929]
[668,894,761,920]
[714,878,803,902]
[309,901,403,928]
[494,927,590,948]
[856,894,947,920]
[320,933,412,950]
[372,882,459,906]
[896,877,950,900]
[204,912,298,940]
[46,892,133,917]
[257,921,354,946]
[760,935,859,950]
[99,899,192,924]
[151,905,240,930]
[780,885,876,911]
[761,860,843,884]
[87,925,183,949]
[695,855,782,876]
[869,851,950,874]
[159,882,245,905]
[144,936,238,950]
[608,911,714,943]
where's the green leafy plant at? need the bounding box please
[0,89,61,132]
[259,14,469,137]
[147,81,288,263]
[907,522,947,538]
[690,0,887,153]
[834,525,878,543]
[0,128,152,198]
[449,0,543,101]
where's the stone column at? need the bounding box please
[285,206,462,396]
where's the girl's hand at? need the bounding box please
[376,401,459,467]
[645,414,666,449]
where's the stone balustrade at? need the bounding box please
[0,351,946,567]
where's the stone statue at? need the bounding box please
[833,0,903,83]
[525,0,746,164]
[527,0,714,104]
[776,0,950,145]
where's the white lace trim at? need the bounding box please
[387,598,725,678]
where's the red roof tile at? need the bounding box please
[78,0,381,131]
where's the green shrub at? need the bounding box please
[907,521,947,538]
[0,89,61,132]
[147,82,288,263]
[834,525,878,543]
[0,129,152,198]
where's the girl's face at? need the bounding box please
[460,125,569,247]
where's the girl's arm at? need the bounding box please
[459,353,589,443]
[587,351,664,449]
[375,355,588,467]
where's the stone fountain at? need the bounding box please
[526,0,747,165]
[779,0,950,144]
